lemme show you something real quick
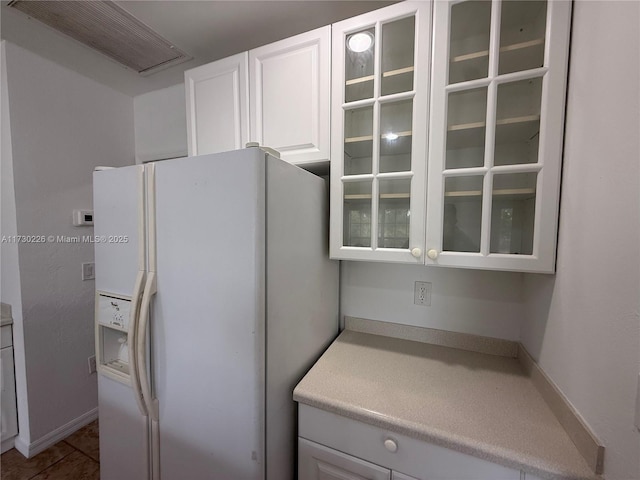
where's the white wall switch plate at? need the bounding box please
[414,281,432,306]
[88,355,96,374]
[82,262,95,281]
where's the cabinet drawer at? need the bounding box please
[1,325,12,349]
[299,404,520,480]
[299,437,390,480]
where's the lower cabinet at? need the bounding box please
[298,404,522,480]
[299,438,392,480]
[1,324,18,453]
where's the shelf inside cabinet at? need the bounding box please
[449,38,544,84]
[444,187,535,198]
[345,130,412,143]
[345,131,412,158]
[345,66,415,86]
[344,193,410,200]
[447,115,539,149]
[450,38,544,64]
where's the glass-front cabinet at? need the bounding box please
[426,0,571,272]
[330,0,571,272]
[330,1,431,263]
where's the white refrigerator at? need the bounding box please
[93,148,338,480]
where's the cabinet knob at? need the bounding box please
[383,438,398,453]
[427,249,438,260]
[410,248,422,258]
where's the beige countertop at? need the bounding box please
[294,329,597,480]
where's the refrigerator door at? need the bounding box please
[98,375,150,480]
[152,149,266,479]
[94,165,145,296]
[94,165,150,480]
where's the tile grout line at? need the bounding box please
[26,443,76,480]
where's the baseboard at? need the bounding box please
[1,436,15,454]
[13,408,98,458]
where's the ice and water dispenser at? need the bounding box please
[96,292,132,381]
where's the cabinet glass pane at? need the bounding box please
[499,1,547,75]
[446,87,487,169]
[345,27,375,102]
[381,16,415,96]
[344,106,374,175]
[378,178,411,249]
[490,173,537,254]
[380,99,413,173]
[495,77,542,166]
[449,1,492,84]
[443,176,483,252]
[344,181,372,247]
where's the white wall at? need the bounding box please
[134,83,187,163]
[1,40,29,440]
[3,42,135,448]
[341,262,523,340]
[521,2,640,479]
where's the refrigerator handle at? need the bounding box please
[128,269,148,416]
[137,271,158,421]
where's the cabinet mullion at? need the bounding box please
[371,176,380,250]
[488,0,502,79]
[479,0,502,257]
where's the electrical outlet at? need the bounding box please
[88,355,97,374]
[414,281,432,306]
[82,262,95,281]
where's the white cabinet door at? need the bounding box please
[1,345,18,445]
[249,26,331,166]
[425,0,572,273]
[330,2,431,263]
[299,438,391,480]
[184,52,250,156]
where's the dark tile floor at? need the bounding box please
[1,421,99,480]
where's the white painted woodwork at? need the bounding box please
[184,52,249,156]
[299,404,522,480]
[331,0,571,273]
[249,26,331,165]
[299,438,391,480]
[425,0,572,273]
[330,1,431,263]
[1,327,18,451]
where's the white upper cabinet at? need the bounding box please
[425,0,572,273]
[330,1,432,263]
[185,52,250,156]
[250,26,331,166]
[185,27,330,166]
[330,0,571,273]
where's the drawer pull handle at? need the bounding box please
[383,438,398,453]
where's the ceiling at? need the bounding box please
[1,0,396,96]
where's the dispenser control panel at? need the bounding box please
[97,293,131,331]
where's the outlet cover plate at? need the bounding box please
[82,262,95,281]
[414,281,432,306]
